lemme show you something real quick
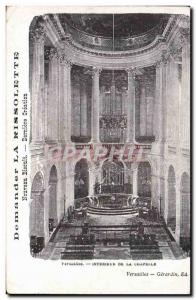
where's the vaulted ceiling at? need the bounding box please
[59,13,170,38]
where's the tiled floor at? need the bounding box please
[39,214,184,260]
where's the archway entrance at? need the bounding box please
[74,159,89,199]
[101,160,124,193]
[48,165,58,233]
[180,172,190,253]
[30,172,45,255]
[167,165,176,234]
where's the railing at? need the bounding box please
[59,15,169,52]
[136,136,155,143]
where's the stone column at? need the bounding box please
[59,57,72,142]
[56,174,63,222]
[153,55,168,218]
[59,56,72,142]
[58,56,64,142]
[126,68,136,143]
[31,28,45,143]
[175,175,181,243]
[91,67,101,143]
[49,182,58,225]
[154,60,164,142]
[132,163,138,196]
[47,49,59,142]
[170,57,181,145]
[89,164,96,196]
[57,162,67,220]
[140,86,146,136]
[43,187,50,242]
[65,161,75,208]
[181,30,190,148]
[151,160,161,211]
[81,80,88,137]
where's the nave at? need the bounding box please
[32,209,185,261]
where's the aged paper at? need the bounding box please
[6,6,191,294]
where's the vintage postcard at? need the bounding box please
[6,6,191,294]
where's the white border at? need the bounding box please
[2,2,194,299]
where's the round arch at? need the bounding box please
[167,165,176,233]
[101,159,124,193]
[74,158,89,199]
[30,171,45,254]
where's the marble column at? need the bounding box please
[91,67,101,143]
[31,30,45,143]
[126,68,136,143]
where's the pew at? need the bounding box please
[129,233,162,259]
[61,233,95,259]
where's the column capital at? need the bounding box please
[59,55,73,69]
[125,67,143,78]
[156,51,170,68]
[47,48,59,61]
[179,27,190,45]
[125,67,137,76]
[155,60,162,69]
[161,50,171,66]
[92,66,102,77]
[30,23,46,45]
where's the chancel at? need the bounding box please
[29,13,190,260]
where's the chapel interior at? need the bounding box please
[29,13,190,260]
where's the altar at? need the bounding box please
[95,193,130,209]
[87,193,139,216]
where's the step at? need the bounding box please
[87,206,138,216]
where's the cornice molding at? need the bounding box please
[42,14,177,58]
[31,14,188,70]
